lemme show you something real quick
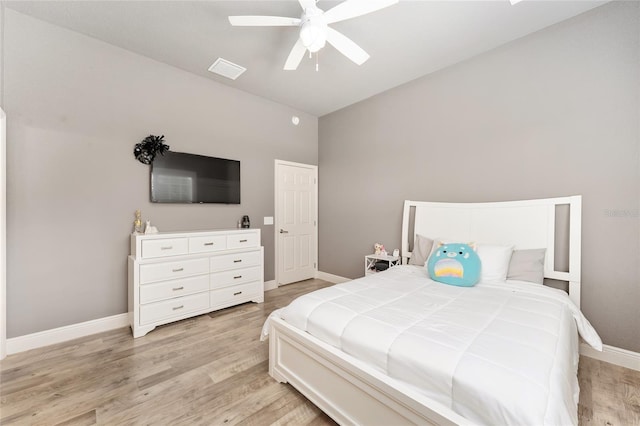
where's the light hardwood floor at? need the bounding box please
[1,279,639,425]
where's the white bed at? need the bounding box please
[264,196,602,425]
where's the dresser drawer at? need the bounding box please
[210,250,261,272]
[210,282,262,308]
[227,232,259,249]
[140,292,209,325]
[140,258,209,284]
[140,275,209,304]
[142,238,188,259]
[210,267,261,290]
[189,235,227,254]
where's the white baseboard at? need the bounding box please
[315,271,350,284]
[580,343,640,371]
[264,280,277,291]
[6,313,129,355]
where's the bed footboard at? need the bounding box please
[268,317,470,426]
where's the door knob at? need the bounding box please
[280,229,289,234]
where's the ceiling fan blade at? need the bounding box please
[324,0,399,24]
[298,0,317,11]
[326,27,369,65]
[228,16,301,26]
[284,39,307,70]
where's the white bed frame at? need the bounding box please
[269,196,582,425]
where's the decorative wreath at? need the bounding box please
[133,135,170,164]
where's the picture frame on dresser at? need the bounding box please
[128,229,264,338]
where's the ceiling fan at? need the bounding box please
[228,0,399,71]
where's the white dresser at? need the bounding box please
[128,229,264,338]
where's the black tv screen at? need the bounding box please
[151,151,240,204]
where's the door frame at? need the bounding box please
[1,108,6,360]
[274,159,318,287]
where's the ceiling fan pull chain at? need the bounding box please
[316,52,319,72]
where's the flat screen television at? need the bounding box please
[151,151,240,204]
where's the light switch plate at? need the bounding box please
[264,216,274,225]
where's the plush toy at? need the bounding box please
[374,243,385,255]
[427,242,481,287]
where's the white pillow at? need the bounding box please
[476,244,514,282]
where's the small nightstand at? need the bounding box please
[365,254,401,276]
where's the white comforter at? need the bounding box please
[263,265,602,426]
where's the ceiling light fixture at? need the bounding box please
[299,9,327,53]
[299,21,327,52]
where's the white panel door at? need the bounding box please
[0,109,5,360]
[276,161,317,285]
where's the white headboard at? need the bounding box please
[401,196,582,307]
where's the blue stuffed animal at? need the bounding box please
[427,243,481,287]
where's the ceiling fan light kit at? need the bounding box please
[228,0,399,71]
[299,13,327,53]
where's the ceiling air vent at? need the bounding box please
[208,58,246,80]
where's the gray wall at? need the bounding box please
[319,2,639,352]
[3,10,318,337]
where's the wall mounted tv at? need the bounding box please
[151,151,240,204]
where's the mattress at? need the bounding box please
[263,265,602,426]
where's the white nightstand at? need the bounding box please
[365,254,401,276]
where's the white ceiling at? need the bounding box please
[5,0,609,116]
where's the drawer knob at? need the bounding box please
[172,268,184,272]
[234,275,242,279]
[204,242,214,246]
[161,246,173,250]
[172,286,184,291]
[172,305,184,311]
[233,291,242,296]
[233,259,242,263]
[239,239,248,243]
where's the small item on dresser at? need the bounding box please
[237,220,242,229]
[133,209,143,234]
[392,248,399,257]
[144,220,159,234]
[241,215,250,228]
